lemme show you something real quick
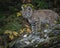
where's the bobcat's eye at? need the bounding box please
[28,7,31,11]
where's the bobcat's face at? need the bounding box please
[21,5,33,18]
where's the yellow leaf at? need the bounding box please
[26,28,31,33]
[20,29,24,34]
[22,28,26,31]
[20,29,24,32]
[9,35,14,40]
[12,31,18,36]
[25,25,30,28]
[4,30,12,35]
[4,30,9,34]
[17,12,21,17]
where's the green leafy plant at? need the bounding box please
[32,0,49,9]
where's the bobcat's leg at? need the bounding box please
[28,18,38,33]
[31,22,37,33]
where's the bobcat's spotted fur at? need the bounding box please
[21,5,59,32]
